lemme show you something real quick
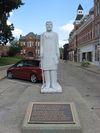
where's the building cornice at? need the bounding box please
[77,40,94,48]
[69,15,94,41]
[76,15,94,34]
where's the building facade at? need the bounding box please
[19,32,40,59]
[93,0,100,65]
[69,4,84,62]
[69,0,100,66]
[0,45,9,56]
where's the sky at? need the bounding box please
[8,0,94,47]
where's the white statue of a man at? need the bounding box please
[40,21,62,93]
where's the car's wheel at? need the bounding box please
[7,72,13,79]
[30,74,37,83]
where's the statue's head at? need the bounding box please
[46,21,53,32]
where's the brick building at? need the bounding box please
[69,4,84,62]
[0,45,9,56]
[68,0,100,66]
[19,32,40,59]
[93,0,100,65]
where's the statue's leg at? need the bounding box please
[44,70,50,89]
[51,70,57,89]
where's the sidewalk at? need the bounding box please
[67,61,100,74]
[0,65,12,80]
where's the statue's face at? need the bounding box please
[46,21,53,32]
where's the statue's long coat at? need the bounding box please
[40,31,59,70]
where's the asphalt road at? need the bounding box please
[58,61,100,118]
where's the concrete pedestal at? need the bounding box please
[41,83,62,93]
[22,102,82,133]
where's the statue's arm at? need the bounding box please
[40,34,43,58]
[56,33,60,59]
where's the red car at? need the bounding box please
[7,59,42,83]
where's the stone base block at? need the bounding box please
[41,83,62,93]
[22,102,82,133]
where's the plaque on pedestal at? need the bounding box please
[22,102,82,133]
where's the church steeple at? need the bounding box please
[74,4,84,24]
[77,4,83,15]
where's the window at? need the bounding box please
[95,24,99,38]
[87,52,92,62]
[23,60,34,67]
[28,52,33,57]
[16,61,24,67]
[82,53,86,60]
[96,0,100,16]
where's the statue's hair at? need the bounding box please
[46,21,53,25]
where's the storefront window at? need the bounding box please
[82,52,92,62]
[82,53,86,60]
[87,52,92,61]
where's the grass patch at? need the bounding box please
[0,57,22,66]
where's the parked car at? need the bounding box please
[7,59,42,83]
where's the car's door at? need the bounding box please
[20,60,40,80]
[12,60,24,78]
[19,60,32,79]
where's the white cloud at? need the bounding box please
[7,20,23,38]
[59,40,68,48]
[9,12,13,16]
[58,20,74,47]
[59,21,74,33]
[12,28,23,38]
[7,20,11,25]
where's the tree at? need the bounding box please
[59,47,64,59]
[8,39,22,56]
[0,0,24,45]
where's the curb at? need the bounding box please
[0,64,12,70]
[80,66,100,75]
[68,61,100,75]
[0,76,6,80]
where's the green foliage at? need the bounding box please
[0,0,24,13]
[81,60,90,67]
[8,39,22,56]
[59,47,64,59]
[0,57,22,66]
[0,0,24,45]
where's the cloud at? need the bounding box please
[7,20,11,25]
[9,12,13,16]
[59,40,68,48]
[59,21,74,33]
[58,20,74,47]
[7,20,23,38]
[12,28,23,38]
